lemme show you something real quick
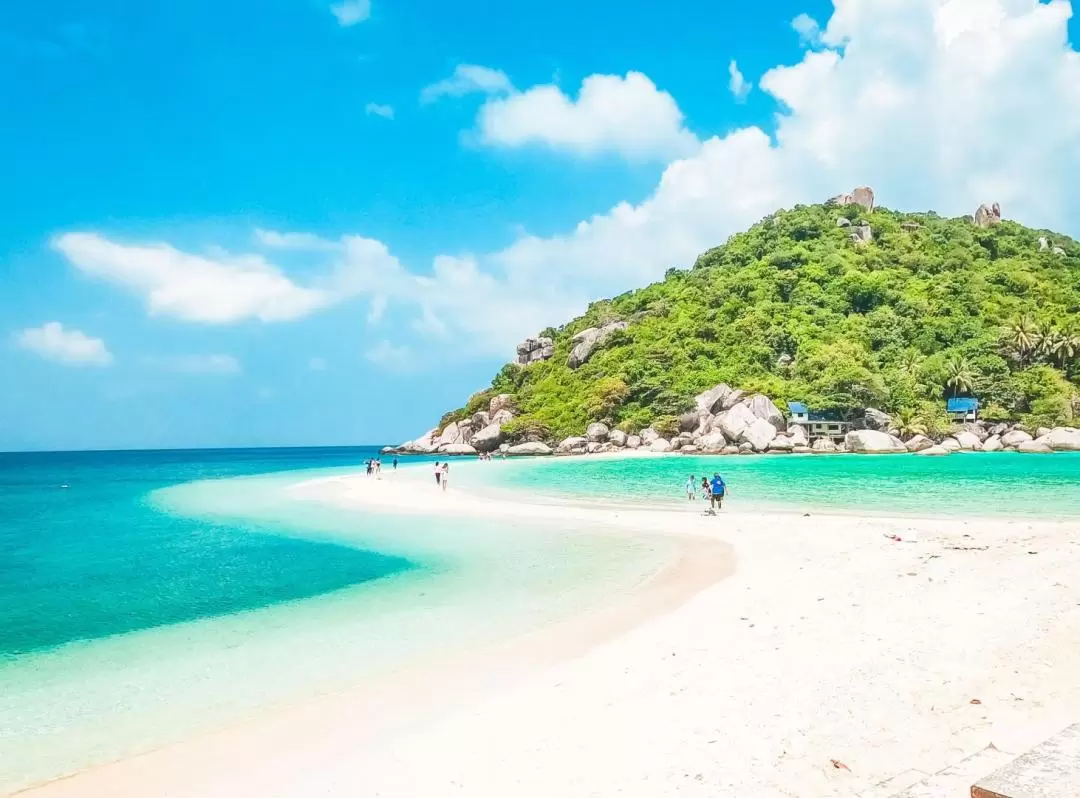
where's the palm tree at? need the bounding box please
[1040,329,1066,365]
[1006,315,1041,365]
[943,354,975,397]
[893,408,927,438]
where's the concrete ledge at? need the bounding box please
[971,723,1080,798]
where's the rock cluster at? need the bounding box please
[829,186,875,212]
[974,202,1002,228]
[567,322,628,369]
[515,336,554,366]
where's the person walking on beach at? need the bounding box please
[709,473,726,513]
[392,456,398,471]
[434,461,441,487]
[685,474,696,501]
[440,462,449,492]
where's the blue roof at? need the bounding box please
[788,401,809,414]
[947,397,979,412]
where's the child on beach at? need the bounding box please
[440,462,449,492]
[685,475,696,501]
[700,476,710,501]
[434,462,441,486]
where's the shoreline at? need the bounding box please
[15,460,1080,797]
[14,468,733,798]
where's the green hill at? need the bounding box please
[442,202,1080,444]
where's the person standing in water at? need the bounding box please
[700,476,710,501]
[685,474,696,501]
[434,461,441,487]
[709,473,727,512]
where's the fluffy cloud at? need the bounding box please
[17,322,113,366]
[365,102,394,120]
[147,354,241,374]
[728,60,752,101]
[476,71,699,160]
[792,13,822,45]
[420,65,514,103]
[330,0,370,26]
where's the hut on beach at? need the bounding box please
[946,397,979,422]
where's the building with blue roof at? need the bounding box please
[946,397,979,422]
[787,401,850,442]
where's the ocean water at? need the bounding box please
[469,451,1080,518]
[0,448,668,793]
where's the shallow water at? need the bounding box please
[468,450,1080,518]
[0,449,667,792]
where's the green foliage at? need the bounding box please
[500,416,552,444]
[446,204,1080,440]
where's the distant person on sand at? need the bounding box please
[365,459,372,477]
[709,473,726,512]
[440,462,449,492]
[434,461,441,487]
[685,475,696,501]
[392,456,398,471]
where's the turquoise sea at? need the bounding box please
[4,447,1080,793]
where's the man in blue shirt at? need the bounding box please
[709,473,726,512]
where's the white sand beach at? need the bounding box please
[18,462,1080,797]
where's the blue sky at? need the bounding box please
[2,0,1079,450]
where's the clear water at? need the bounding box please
[0,448,667,792]
[470,451,1080,518]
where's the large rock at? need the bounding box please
[941,438,962,452]
[679,445,700,455]
[1037,427,1053,438]
[608,429,628,447]
[916,445,951,456]
[768,434,794,452]
[904,434,935,452]
[974,202,1002,228]
[557,436,588,454]
[471,411,491,428]
[844,429,907,453]
[738,442,754,453]
[679,410,707,433]
[489,394,515,415]
[982,435,1004,452]
[721,445,741,455]
[567,322,628,368]
[586,422,610,443]
[1017,440,1053,454]
[811,438,837,453]
[863,408,892,431]
[787,425,809,447]
[672,432,696,450]
[953,431,983,451]
[640,428,660,445]
[697,431,728,452]
[740,418,778,452]
[491,408,515,426]
[586,442,605,454]
[1001,429,1033,448]
[959,422,989,442]
[830,186,875,212]
[626,435,642,449]
[439,443,477,456]
[649,438,672,453]
[515,336,554,366]
[850,224,873,245]
[505,442,553,456]
[471,422,505,453]
[400,428,438,454]
[743,394,786,432]
[694,384,744,414]
[1037,427,1080,451]
[435,421,465,447]
[714,403,758,441]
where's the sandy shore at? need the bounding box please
[18,463,1080,797]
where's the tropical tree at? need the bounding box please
[943,354,976,397]
[1005,315,1041,365]
[892,408,927,438]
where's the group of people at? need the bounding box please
[685,472,727,514]
[364,456,398,477]
[433,461,450,491]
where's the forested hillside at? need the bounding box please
[441,202,1080,443]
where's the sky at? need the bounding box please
[3,0,1080,451]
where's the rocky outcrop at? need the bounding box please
[830,186,875,212]
[649,438,672,453]
[567,322,628,368]
[489,394,515,415]
[917,445,951,456]
[1039,237,1050,251]
[1053,246,1066,256]
[1001,429,1033,448]
[940,438,962,452]
[1036,427,1080,451]
[836,217,852,228]
[982,435,1004,452]
[811,438,837,453]
[845,429,907,453]
[556,436,587,454]
[395,428,438,454]
[608,429,628,447]
[697,431,728,452]
[694,383,744,414]
[850,224,873,245]
[506,442,553,456]
[714,403,757,441]
[471,422,505,453]
[641,428,660,445]
[1017,440,1053,454]
[863,408,892,431]
[952,431,982,450]
[974,202,1002,228]
[586,422,609,442]
[471,411,491,429]
[490,408,515,427]
[626,435,642,449]
[904,434,935,452]
[744,394,786,432]
[787,425,809,447]
[515,336,554,366]
[768,434,794,452]
[741,418,778,452]
[439,443,477,456]
[435,421,468,448]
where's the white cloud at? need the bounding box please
[309,357,328,371]
[728,60,752,101]
[476,71,699,160]
[792,13,821,45]
[147,354,241,374]
[421,64,514,103]
[364,340,413,371]
[254,229,337,251]
[330,0,370,26]
[367,294,387,324]
[365,102,394,120]
[16,322,113,366]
